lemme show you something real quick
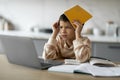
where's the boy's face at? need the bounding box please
[59,21,75,41]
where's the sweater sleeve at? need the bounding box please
[73,37,91,62]
[42,37,60,60]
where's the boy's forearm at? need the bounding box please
[73,37,91,62]
[48,32,58,44]
[76,33,83,41]
[51,32,58,39]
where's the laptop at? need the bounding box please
[0,34,63,69]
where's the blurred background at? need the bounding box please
[0,0,120,62]
[0,0,119,35]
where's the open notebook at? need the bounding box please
[48,57,120,77]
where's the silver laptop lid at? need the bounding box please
[0,35,43,69]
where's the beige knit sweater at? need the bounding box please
[42,35,91,62]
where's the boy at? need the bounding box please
[42,14,91,63]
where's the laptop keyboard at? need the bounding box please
[38,58,64,69]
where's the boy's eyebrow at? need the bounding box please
[60,25,70,27]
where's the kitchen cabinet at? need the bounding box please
[92,42,120,62]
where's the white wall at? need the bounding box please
[0,0,120,32]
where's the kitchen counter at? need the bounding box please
[0,31,51,39]
[87,35,120,43]
[0,31,120,43]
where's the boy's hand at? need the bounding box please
[52,22,60,39]
[72,20,83,39]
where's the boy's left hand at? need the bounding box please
[72,20,83,39]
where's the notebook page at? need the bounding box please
[87,66,120,77]
[48,65,78,73]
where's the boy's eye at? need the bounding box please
[59,26,72,29]
[66,26,70,28]
[66,26,72,29]
[59,26,63,29]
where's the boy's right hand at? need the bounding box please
[52,22,60,39]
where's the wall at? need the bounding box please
[0,0,120,32]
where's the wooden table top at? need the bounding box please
[0,54,120,80]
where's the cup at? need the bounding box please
[93,28,102,36]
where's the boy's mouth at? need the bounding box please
[61,35,67,38]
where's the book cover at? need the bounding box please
[64,5,92,28]
[89,57,117,67]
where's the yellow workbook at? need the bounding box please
[64,5,92,28]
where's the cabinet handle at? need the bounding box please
[108,46,120,49]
